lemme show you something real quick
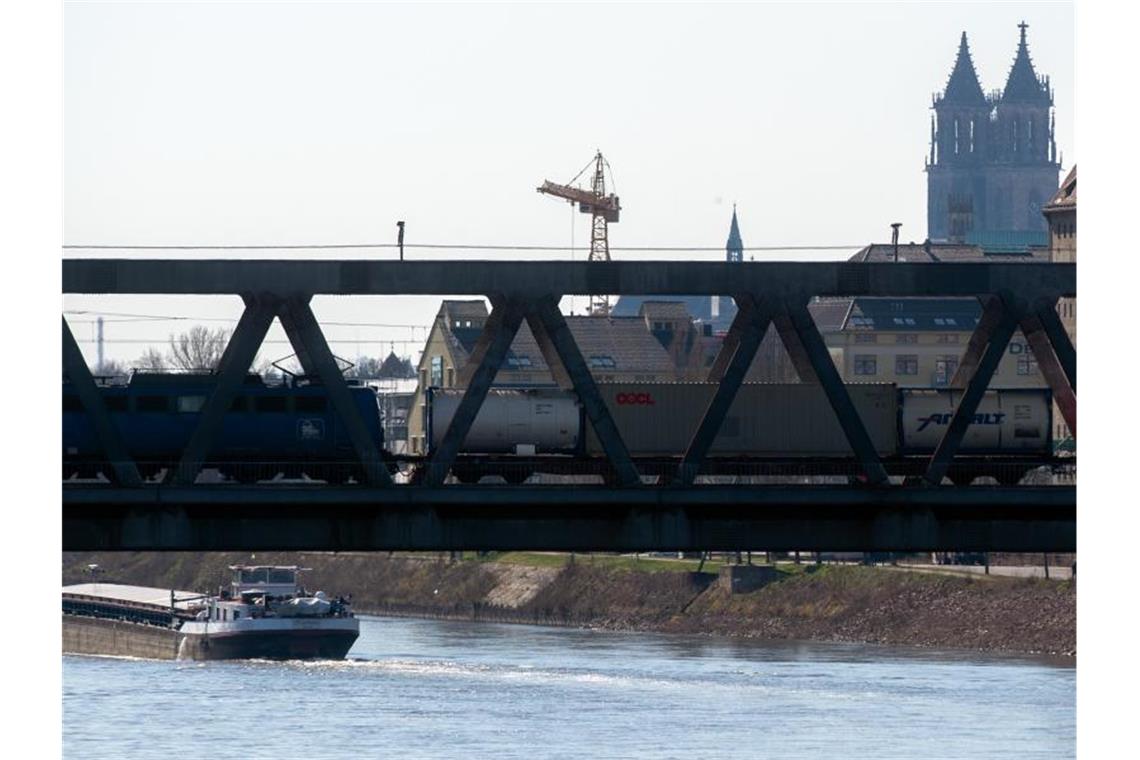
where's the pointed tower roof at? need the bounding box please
[939,32,987,107]
[726,206,743,263]
[1002,21,1052,104]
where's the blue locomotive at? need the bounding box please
[62,372,384,483]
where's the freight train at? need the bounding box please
[63,372,384,483]
[423,383,1055,484]
[63,373,1056,486]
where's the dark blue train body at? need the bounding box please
[63,372,383,483]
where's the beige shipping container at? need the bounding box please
[585,383,898,457]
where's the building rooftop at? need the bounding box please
[849,241,1048,263]
[639,301,693,322]
[1044,164,1077,212]
[434,300,677,376]
[844,298,982,332]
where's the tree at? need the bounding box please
[347,355,384,379]
[168,326,231,371]
[345,352,416,379]
[136,347,167,371]
[93,359,129,377]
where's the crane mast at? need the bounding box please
[537,151,620,316]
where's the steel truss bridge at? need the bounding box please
[63,259,1075,553]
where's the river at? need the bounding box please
[63,614,1074,759]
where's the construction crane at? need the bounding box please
[537,150,620,316]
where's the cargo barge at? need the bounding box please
[63,565,359,661]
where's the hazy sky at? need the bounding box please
[63,1,1075,366]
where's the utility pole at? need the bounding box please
[891,222,902,263]
[96,316,104,372]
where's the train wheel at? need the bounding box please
[503,469,532,485]
[452,465,480,484]
[996,470,1026,486]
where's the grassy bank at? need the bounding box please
[63,551,1075,656]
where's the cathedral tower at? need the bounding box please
[926,23,1060,244]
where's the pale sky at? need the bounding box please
[62,1,1075,366]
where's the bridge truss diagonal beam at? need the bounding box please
[770,309,819,383]
[531,296,641,487]
[785,300,890,485]
[425,297,526,486]
[705,296,756,383]
[950,296,1006,390]
[1019,303,1076,437]
[275,299,318,376]
[278,296,393,486]
[1034,301,1076,391]
[524,309,574,390]
[62,316,142,486]
[172,295,277,485]
[676,294,773,485]
[924,297,1020,485]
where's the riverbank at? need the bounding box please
[62,551,1075,657]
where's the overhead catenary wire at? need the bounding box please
[74,338,426,346]
[62,242,861,252]
[63,310,427,329]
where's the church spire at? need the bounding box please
[726,206,743,263]
[938,32,987,107]
[1001,21,1052,104]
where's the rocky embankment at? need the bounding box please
[63,552,1076,657]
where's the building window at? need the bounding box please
[446,368,455,387]
[854,355,877,376]
[854,334,877,344]
[895,334,917,344]
[430,356,443,387]
[895,355,918,376]
[953,118,960,155]
[1017,355,1038,376]
[589,355,616,369]
[969,118,975,153]
[936,334,959,344]
[506,355,533,369]
[934,357,959,386]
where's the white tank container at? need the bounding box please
[899,388,1052,454]
[428,388,580,454]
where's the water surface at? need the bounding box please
[64,615,1074,759]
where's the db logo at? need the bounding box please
[616,392,655,406]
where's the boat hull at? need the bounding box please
[63,614,360,661]
[177,627,359,661]
[63,614,181,660]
